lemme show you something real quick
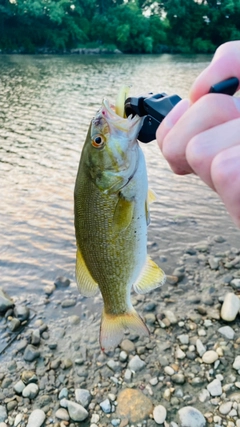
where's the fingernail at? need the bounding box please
[234,96,240,112]
[164,98,191,129]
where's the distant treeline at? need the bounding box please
[0,0,240,54]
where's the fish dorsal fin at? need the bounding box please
[133,256,166,294]
[148,188,157,204]
[113,196,134,233]
[76,248,99,297]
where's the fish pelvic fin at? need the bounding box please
[100,308,149,351]
[133,256,166,295]
[76,248,99,297]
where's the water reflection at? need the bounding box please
[0,54,238,295]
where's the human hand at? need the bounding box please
[156,41,240,227]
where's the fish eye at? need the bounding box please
[92,134,105,148]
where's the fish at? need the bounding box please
[74,88,166,350]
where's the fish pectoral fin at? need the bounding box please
[100,308,149,351]
[113,195,134,233]
[76,248,99,297]
[133,256,166,294]
[145,189,157,226]
[148,188,157,204]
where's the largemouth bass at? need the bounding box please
[74,94,165,350]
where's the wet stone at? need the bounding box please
[230,278,240,290]
[172,374,185,384]
[233,355,240,371]
[107,359,122,372]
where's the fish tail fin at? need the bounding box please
[100,308,149,351]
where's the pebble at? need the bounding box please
[61,299,76,308]
[196,339,206,357]
[202,350,218,364]
[0,288,14,313]
[221,293,240,321]
[23,344,40,361]
[54,277,70,288]
[117,388,153,423]
[22,383,39,399]
[14,414,23,426]
[175,347,186,359]
[67,401,88,422]
[164,310,178,324]
[26,409,46,427]
[230,278,240,290]
[207,379,222,397]
[218,325,235,340]
[120,339,135,353]
[100,398,111,413]
[14,305,30,321]
[128,355,146,371]
[219,401,232,415]
[59,388,68,399]
[119,350,128,362]
[153,405,167,424]
[233,356,240,371]
[75,388,91,408]
[177,334,189,345]
[177,406,206,427]
[0,406,7,423]
[8,318,21,331]
[55,408,69,421]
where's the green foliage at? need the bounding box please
[0,0,240,53]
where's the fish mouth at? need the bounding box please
[100,98,143,139]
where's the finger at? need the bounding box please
[211,145,240,227]
[156,99,190,151]
[190,41,240,102]
[160,94,240,175]
[186,117,240,190]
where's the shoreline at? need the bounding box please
[0,235,240,427]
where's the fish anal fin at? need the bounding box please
[100,308,149,351]
[113,195,134,233]
[134,257,166,295]
[76,248,99,297]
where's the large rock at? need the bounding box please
[117,388,153,423]
[0,289,14,313]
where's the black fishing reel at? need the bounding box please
[124,77,239,143]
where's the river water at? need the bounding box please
[0,53,239,297]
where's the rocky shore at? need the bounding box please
[0,235,240,427]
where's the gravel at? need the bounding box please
[1,236,240,427]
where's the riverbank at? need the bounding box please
[0,235,240,427]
